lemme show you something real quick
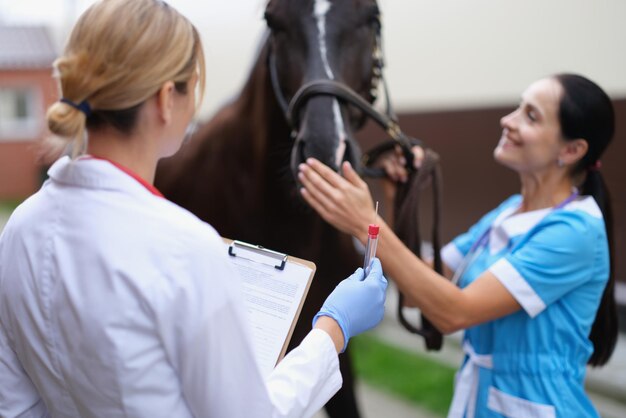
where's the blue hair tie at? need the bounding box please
[60,98,92,117]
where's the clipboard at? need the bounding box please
[222,238,316,378]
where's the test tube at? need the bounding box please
[362,223,380,277]
[362,201,380,278]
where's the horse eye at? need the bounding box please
[264,11,286,32]
[364,5,381,29]
[369,14,381,30]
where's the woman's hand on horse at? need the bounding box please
[376,145,424,183]
[298,158,375,243]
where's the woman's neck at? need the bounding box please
[86,129,159,184]
[518,172,575,213]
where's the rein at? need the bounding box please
[267,32,445,350]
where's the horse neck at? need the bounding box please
[229,42,351,250]
[232,41,305,216]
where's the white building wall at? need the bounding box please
[2,0,625,117]
[192,0,626,116]
[379,0,626,112]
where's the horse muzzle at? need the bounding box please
[290,136,361,180]
[289,99,362,184]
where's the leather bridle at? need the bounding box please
[268,30,420,178]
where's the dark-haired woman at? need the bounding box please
[298,73,618,417]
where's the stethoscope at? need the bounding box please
[451,190,580,286]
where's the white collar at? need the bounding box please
[488,195,601,254]
[46,156,157,199]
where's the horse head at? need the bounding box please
[264,0,382,178]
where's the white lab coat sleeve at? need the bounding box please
[266,328,343,418]
[0,317,49,417]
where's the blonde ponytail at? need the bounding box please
[43,0,206,161]
[46,100,89,158]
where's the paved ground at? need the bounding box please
[312,381,439,418]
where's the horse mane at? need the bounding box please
[155,38,297,239]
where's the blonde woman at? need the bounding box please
[0,1,387,417]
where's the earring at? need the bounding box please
[557,158,564,167]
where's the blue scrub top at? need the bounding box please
[443,194,609,418]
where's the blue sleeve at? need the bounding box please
[489,210,607,317]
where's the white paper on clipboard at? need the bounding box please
[222,238,316,378]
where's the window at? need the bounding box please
[0,87,40,140]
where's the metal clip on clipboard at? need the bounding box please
[228,240,288,270]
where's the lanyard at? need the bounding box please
[451,190,579,286]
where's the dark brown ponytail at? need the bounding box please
[555,73,617,366]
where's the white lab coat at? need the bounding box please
[0,156,341,418]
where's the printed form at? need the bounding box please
[223,241,314,378]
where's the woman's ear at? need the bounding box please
[559,138,589,166]
[156,81,176,124]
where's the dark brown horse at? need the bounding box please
[156,1,423,416]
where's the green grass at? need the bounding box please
[0,200,21,216]
[351,333,456,416]
[0,199,22,212]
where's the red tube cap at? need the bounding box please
[368,224,380,237]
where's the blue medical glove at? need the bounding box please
[312,258,387,352]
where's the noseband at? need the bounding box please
[267,22,445,350]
